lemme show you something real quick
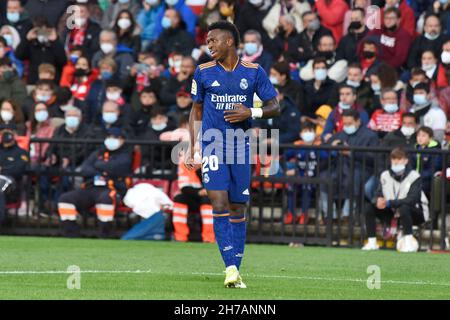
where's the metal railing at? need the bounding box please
[1,138,449,250]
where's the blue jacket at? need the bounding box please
[411,139,442,193]
[154,0,198,38]
[136,4,165,41]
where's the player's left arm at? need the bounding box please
[224,65,280,123]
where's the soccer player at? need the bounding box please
[185,21,280,288]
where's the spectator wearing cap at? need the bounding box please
[316,0,349,44]
[136,0,165,49]
[0,0,33,41]
[24,0,69,28]
[262,0,311,39]
[0,57,27,107]
[336,7,368,63]
[322,84,369,141]
[62,2,101,61]
[269,61,304,111]
[241,30,273,74]
[409,82,447,142]
[58,126,133,238]
[152,8,195,61]
[407,14,446,70]
[91,30,134,85]
[14,16,67,84]
[300,34,348,83]
[89,100,133,140]
[366,7,412,69]
[368,88,404,139]
[130,86,162,137]
[0,99,26,136]
[160,56,195,109]
[382,112,418,148]
[22,80,63,122]
[296,11,333,64]
[0,34,23,78]
[125,52,163,110]
[154,0,198,38]
[113,9,141,59]
[101,0,141,29]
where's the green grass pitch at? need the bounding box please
[1,236,450,300]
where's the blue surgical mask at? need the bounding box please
[103,112,118,124]
[424,32,440,40]
[343,125,357,135]
[346,79,360,88]
[269,76,279,85]
[35,110,49,123]
[104,137,121,151]
[36,94,51,103]
[146,0,160,4]
[440,0,447,5]
[166,0,179,6]
[391,163,406,174]
[314,69,327,81]
[301,131,316,143]
[371,83,381,93]
[413,94,428,105]
[2,34,13,47]
[101,70,113,80]
[244,42,258,55]
[152,122,167,131]
[339,102,352,110]
[118,0,130,4]
[70,54,79,64]
[6,12,20,24]
[383,103,399,113]
[65,116,80,128]
[161,16,172,29]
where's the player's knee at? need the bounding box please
[210,200,229,213]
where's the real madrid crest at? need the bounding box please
[240,78,248,90]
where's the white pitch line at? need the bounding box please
[1,270,450,287]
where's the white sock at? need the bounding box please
[368,237,377,246]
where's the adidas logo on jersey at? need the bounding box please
[211,80,221,87]
[242,189,249,195]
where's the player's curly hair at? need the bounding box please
[208,21,240,48]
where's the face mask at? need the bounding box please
[318,51,334,60]
[104,137,121,151]
[103,112,118,124]
[101,43,115,55]
[386,25,397,32]
[166,0,179,6]
[74,68,89,77]
[244,42,258,55]
[371,83,381,92]
[348,21,363,31]
[101,70,113,80]
[308,19,320,32]
[343,125,357,135]
[70,54,79,64]
[2,70,14,80]
[1,110,13,122]
[424,32,439,40]
[269,76,279,85]
[441,51,450,64]
[413,94,428,105]
[65,116,80,129]
[37,35,48,44]
[106,91,121,101]
[35,110,49,123]
[249,0,264,6]
[346,79,360,88]
[161,16,172,29]
[74,18,87,28]
[118,0,130,4]
[383,103,398,113]
[2,131,14,145]
[36,94,51,102]
[2,34,13,47]
[422,63,436,71]
[314,69,327,81]
[362,50,375,59]
[339,102,352,110]
[391,163,406,174]
[6,12,20,24]
[146,0,160,5]
[440,0,448,4]
[301,131,316,143]
[117,18,132,30]
[152,122,167,131]
[401,126,415,137]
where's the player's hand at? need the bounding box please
[184,150,201,171]
[224,104,252,123]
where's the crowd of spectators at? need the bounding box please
[0,0,448,238]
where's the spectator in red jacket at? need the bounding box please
[367,7,412,69]
[315,0,349,44]
[383,0,416,38]
[368,88,404,138]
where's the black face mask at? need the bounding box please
[386,25,397,32]
[362,50,376,59]
[141,104,154,112]
[2,131,14,146]
[348,21,363,31]
[318,51,334,60]
[74,68,90,77]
